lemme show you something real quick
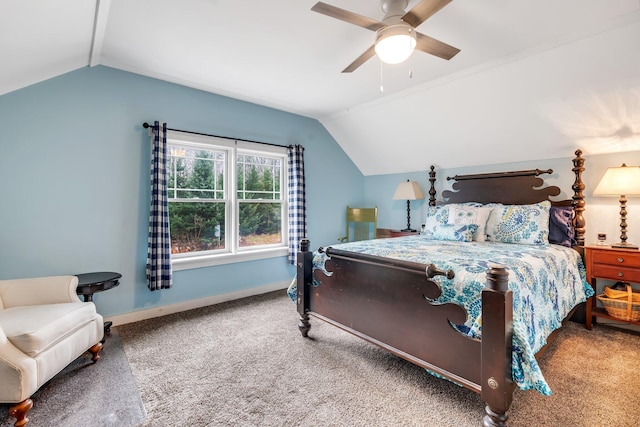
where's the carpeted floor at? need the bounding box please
[3,290,639,426]
[0,329,145,427]
[117,290,640,427]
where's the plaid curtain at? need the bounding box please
[146,121,173,290]
[287,145,307,264]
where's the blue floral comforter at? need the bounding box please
[287,236,593,395]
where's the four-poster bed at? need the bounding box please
[291,150,589,426]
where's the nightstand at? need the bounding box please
[389,230,420,238]
[584,245,640,329]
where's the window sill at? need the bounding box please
[171,247,289,271]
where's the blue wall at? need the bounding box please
[365,171,428,231]
[0,66,363,317]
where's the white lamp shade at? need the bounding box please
[375,24,416,65]
[593,164,640,196]
[393,181,424,200]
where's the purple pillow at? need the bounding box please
[549,206,575,247]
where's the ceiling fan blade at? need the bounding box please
[415,32,460,60]
[402,0,452,28]
[342,45,376,73]
[311,2,385,32]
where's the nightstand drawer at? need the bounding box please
[590,250,640,267]
[591,264,640,282]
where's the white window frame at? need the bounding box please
[166,131,288,271]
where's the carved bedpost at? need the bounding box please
[572,149,586,246]
[481,265,514,427]
[297,238,312,337]
[428,165,436,206]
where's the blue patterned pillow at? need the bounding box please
[424,223,478,242]
[423,205,449,233]
[485,201,551,244]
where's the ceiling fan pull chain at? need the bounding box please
[380,61,384,93]
[409,52,413,79]
[409,30,415,79]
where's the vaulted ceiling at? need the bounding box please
[2,0,640,175]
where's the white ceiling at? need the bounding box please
[2,0,640,175]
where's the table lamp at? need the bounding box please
[392,180,424,232]
[593,163,640,249]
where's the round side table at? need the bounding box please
[75,272,122,339]
[75,272,122,302]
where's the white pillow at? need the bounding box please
[423,203,484,234]
[447,206,492,242]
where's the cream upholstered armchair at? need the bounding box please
[0,275,104,427]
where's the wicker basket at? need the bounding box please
[597,285,640,322]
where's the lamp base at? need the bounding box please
[401,228,417,233]
[611,242,639,250]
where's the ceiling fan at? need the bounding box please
[311,0,460,73]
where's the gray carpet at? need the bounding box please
[116,291,640,427]
[3,291,639,426]
[0,329,145,427]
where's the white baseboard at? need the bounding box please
[105,280,290,326]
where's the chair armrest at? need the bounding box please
[0,326,38,402]
[0,276,80,308]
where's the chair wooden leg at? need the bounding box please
[6,342,103,426]
[8,398,33,427]
[88,342,103,363]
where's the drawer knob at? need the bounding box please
[617,258,624,263]
[618,272,624,277]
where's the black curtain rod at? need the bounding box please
[142,122,291,149]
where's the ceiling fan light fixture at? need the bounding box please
[375,23,417,64]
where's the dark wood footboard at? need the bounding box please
[296,238,514,426]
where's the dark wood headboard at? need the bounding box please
[427,150,586,246]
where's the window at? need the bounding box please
[166,131,288,270]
